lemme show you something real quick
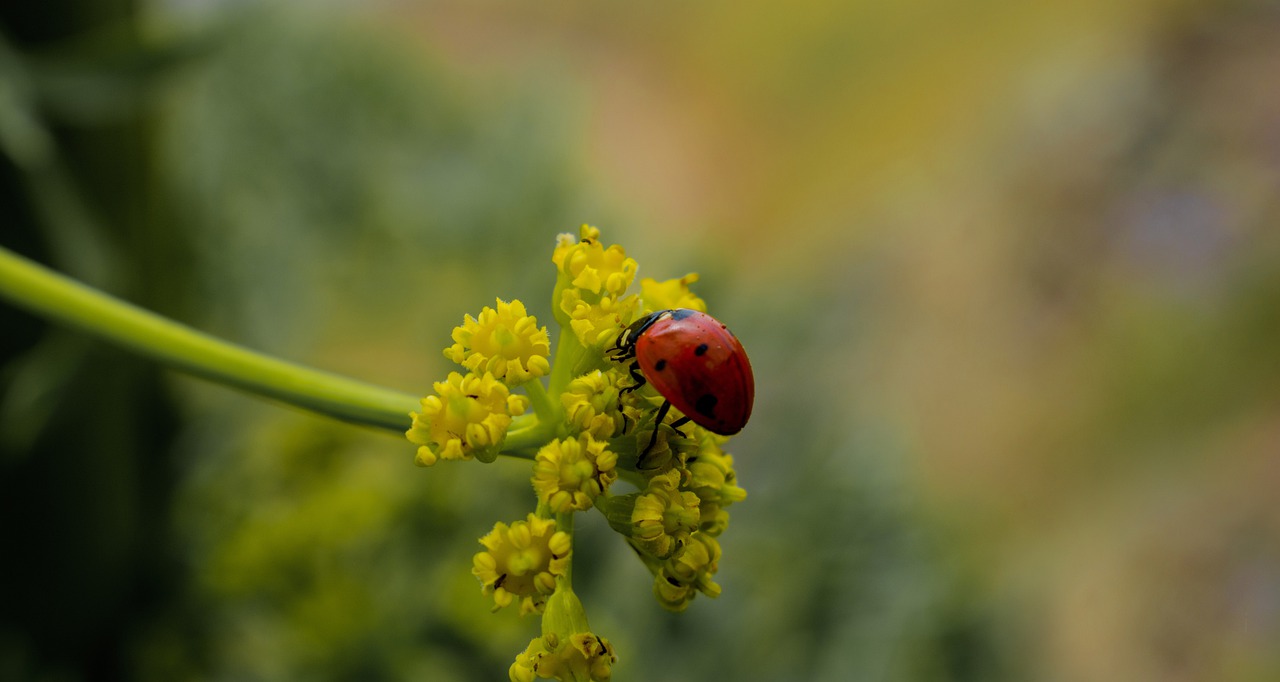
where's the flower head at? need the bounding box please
[558,288,638,351]
[686,435,747,534]
[532,434,618,513]
[553,225,637,298]
[445,298,551,385]
[639,273,707,314]
[473,514,572,615]
[560,369,626,439]
[510,587,617,682]
[510,632,618,682]
[630,469,701,559]
[653,532,722,612]
[407,372,529,466]
[553,226,640,350]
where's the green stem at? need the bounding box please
[0,246,420,432]
[547,328,585,396]
[556,511,575,586]
[523,378,561,425]
[502,424,554,458]
[616,468,647,489]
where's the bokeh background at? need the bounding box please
[3,1,1280,680]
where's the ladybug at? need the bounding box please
[611,308,755,457]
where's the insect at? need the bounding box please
[611,308,755,458]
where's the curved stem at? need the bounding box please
[0,246,419,432]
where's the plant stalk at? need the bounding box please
[0,246,419,432]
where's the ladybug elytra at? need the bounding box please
[611,308,754,456]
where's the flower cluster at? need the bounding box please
[406,371,529,466]
[407,298,547,466]
[407,226,749,680]
[473,514,572,615]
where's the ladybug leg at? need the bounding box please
[669,416,691,440]
[638,399,673,468]
[620,361,647,395]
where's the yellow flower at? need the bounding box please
[639,273,707,313]
[553,225,637,298]
[559,289,638,350]
[561,370,626,439]
[510,632,617,682]
[552,225,600,266]
[630,469,701,559]
[653,532,722,612]
[473,514,572,616]
[532,434,618,513]
[551,225,599,267]
[685,436,747,533]
[552,226,641,350]
[406,372,529,466]
[444,298,551,385]
[511,587,617,681]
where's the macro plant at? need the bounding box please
[408,226,751,680]
[0,225,750,681]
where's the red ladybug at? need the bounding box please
[611,309,754,455]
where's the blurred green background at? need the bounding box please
[3,1,1280,680]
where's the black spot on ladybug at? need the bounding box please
[695,393,718,419]
[670,309,696,320]
[694,343,708,356]
[655,359,667,371]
